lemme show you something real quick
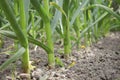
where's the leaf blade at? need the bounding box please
[0,47,25,71]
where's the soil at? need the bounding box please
[0,32,120,80]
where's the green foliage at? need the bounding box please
[0,30,52,53]
[55,57,64,67]
[30,0,55,67]
[0,36,3,48]
[0,0,27,47]
[0,47,25,71]
[115,0,120,4]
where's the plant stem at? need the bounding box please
[44,0,55,67]
[30,0,55,67]
[74,16,81,49]
[14,0,19,16]
[18,0,30,73]
[62,0,71,58]
[0,0,30,73]
[45,21,55,67]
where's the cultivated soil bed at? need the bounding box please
[0,32,120,80]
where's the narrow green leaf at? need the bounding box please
[62,0,71,57]
[27,18,41,32]
[28,37,52,53]
[0,30,17,39]
[72,12,108,47]
[0,30,51,53]
[81,12,108,38]
[0,47,25,71]
[97,4,120,20]
[55,57,64,67]
[70,0,89,26]
[30,0,49,22]
[51,0,63,33]
[24,0,30,25]
[88,4,120,21]
[55,27,64,38]
[0,15,7,24]
[50,2,67,18]
[0,0,27,47]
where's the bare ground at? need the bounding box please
[0,32,120,80]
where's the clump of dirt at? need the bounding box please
[0,32,120,80]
